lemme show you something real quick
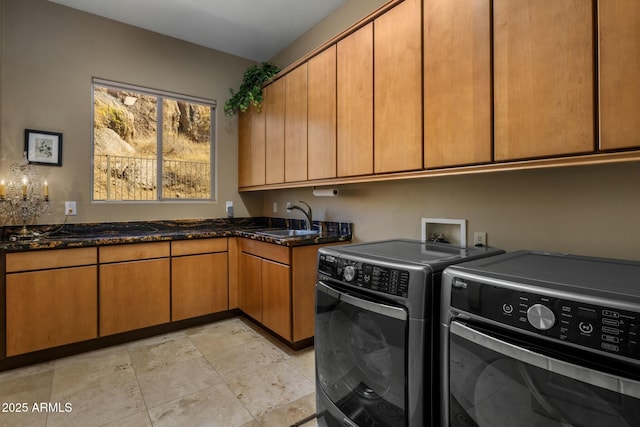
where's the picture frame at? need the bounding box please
[24,129,63,166]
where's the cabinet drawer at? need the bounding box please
[171,238,227,256]
[6,247,97,272]
[240,239,290,265]
[99,242,170,263]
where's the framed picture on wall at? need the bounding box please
[24,129,63,166]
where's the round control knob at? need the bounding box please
[343,265,356,282]
[527,304,556,331]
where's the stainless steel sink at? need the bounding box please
[255,229,319,239]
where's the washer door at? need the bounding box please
[448,321,640,427]
[316,281,408,427]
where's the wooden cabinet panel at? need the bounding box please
[494,0,594,161]
[285,64,309,182]
[291,245,323,342]
[99,242,169,263]
[238,106,266,187]
[337,23,374,177]
[99,258,170,336]
[598,0,640,150]
[239,252,262,322]
[261,259,291,341]
[308,46,337,180]
[265,79,286,184]
[374,0,422,173]
[6,247,96,272]
[240,238,290,265]
[424,0,492,168]
[171,238,227,256]
[6,266,97,356]
[228,237,240,309]
[172,252,228,321]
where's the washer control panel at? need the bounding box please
[318,253,410,297]
[450,277,640,361]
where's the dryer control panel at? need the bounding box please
[450,277,640,361]
[318,253,410,297]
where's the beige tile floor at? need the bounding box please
[0,317,319,427]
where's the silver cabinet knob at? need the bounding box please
[527,304,556,330]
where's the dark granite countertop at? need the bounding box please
[0,217,353,252]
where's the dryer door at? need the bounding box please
[447,321,640,427]
[316,281,408,427]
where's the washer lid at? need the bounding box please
[453,250,640,300]
[335,239,503,267]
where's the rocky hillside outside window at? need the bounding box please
[92,79,215,201]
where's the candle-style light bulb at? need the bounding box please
[0,180,5,198]
[22,177,28,197]
[44,180,49,197]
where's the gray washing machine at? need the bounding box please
[441,250,640,427]
[314,239,504,427]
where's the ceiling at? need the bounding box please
[49,0,347,62]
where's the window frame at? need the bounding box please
[91,78,217,203]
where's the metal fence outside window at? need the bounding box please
[93,154,210,200]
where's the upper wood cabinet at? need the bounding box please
[493,0,594,161]
[308,46,337,180]
[374,0,422,173]
[424,0,492,168]
[238,107,265,187]
[285,63,308,182]
[598,0,640,150]
[337,23,374,177]
[264,78,285,184]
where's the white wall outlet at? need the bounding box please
[473,231,487,247]
[272,202,278,213]
[225,201,234,218]
[65,201,77,216]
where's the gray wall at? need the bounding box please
[0,0,262,223]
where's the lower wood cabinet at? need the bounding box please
[171,239,229,321]
[238,239,344,344]
[239,252,264,322]
[6,266,98,356]
[261,258,291,340]
[5,247,98,356]
[99,242,171,336]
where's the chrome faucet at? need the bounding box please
[287,200,313,230]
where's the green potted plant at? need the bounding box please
[224,62,280,116]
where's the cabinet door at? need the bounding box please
[265,79,285,184]
[424,0,492,168]
[494,0,594,160]
[337,23,374,177]
[374,0,422,173]
[172,252,229,321]
[308,46,337,180]
[599,0,640,150]
[238,106,266,187]
[6,266,98,356]
[100,258,170,336]
[261,259,291,341]
[285,63,308,182]
[239,252,262,322]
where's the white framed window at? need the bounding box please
[92,78,215,201]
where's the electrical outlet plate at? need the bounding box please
[64,201,77,216]
[272,202,278,213]
[473,232,487,247]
